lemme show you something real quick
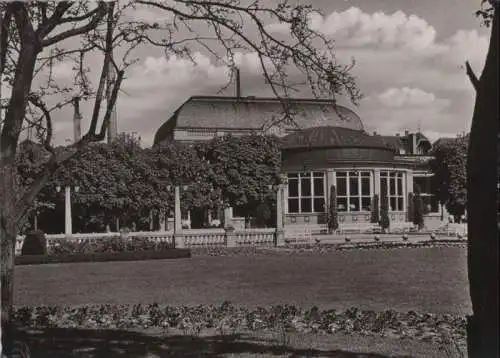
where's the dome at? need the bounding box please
[281,126,394,150]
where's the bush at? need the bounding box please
[48,235,175,256]
[379,194,390,232]
[21,230,47,256]
[327,185,339,233]
[370,194,379,224]
[15,249,191,265]
[413,185,425,230]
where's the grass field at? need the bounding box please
[15,246,471,315]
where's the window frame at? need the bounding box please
[335,171,373,212]
[380,171,405,212]
[287,172,326,214]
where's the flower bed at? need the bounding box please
[190,240,466,257]
[12,303,467,347]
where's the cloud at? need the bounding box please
[373,87,450,109]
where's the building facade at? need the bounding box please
[155,95,444,230]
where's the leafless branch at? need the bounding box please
[27,94,53,153]
[466,61,480,91]
[87,2,115,135]
[40,2,107,47]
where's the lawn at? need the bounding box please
[15,246,471,315]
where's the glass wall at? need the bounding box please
[335,171,372,212]
[380,171,404,211]
[287,172,326,213]
[285,169,408,215]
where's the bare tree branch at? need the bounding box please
[40,2,107,47]
[466,61,480,91]
[27,95,53,153]
[0,5,13,79]
[87,1,115,135]
[36,2,73,39]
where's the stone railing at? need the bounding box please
[181,229,227,247]
[230,228,276,247]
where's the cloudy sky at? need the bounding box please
[14,0,491,147]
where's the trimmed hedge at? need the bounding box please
[48,236,174,255]
[21,230,47,256]
[15,249,191,265]
[12,303,467,347]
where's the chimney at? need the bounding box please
[73,96,82,143]
[235,67,241,98]
[404,130,409,137]
[412,133,417,154]
[373,131,377,136]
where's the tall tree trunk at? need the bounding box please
[466,6,499,358]
[1,165,18,355]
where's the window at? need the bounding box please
[380,171,404,211]
[287,172,325,213]
[414,175,438,213]
[336,171,372,212]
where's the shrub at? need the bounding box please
[379,193,390,232]
[407,192,414,222]
[413,185,425,230]
[327,185,339,233]
[21,230,47,256]
[370,194,379,223]
[48,236,174,256]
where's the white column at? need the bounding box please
[374,169,381,196]
[224,206,233,228]
[174,185,182,233]
[326,169,335,205]
[159,210,166,231]
[65,185,72,236]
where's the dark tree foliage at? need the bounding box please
[430,136,468,218]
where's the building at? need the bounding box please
[154,95,445,230]
[153,95,363,145]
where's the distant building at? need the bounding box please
[154,95,446,230]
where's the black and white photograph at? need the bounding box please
[0,1,498,357]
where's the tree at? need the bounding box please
[430,136,468,219]
[412,185,424,230]
[327,185,339,234]
[203,134,282,220]
[379,189,390,233]
[0,1,361,353]
[370,194,379,224]
[464,1,499,356]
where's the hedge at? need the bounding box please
[15,249,191,265]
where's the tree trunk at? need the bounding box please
[1,165,18,355]
[466,6,499,358]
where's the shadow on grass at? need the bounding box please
[16,327,413,358]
